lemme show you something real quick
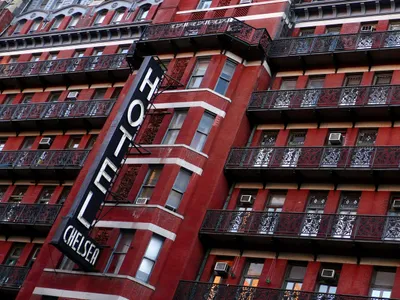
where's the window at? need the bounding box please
[373,72,392,85]
[111,87,122,99]
[94,10,107,26]
[190,112,215,152]
[74,50,85,58]
[325,25,341,35]
[165,169,192,211]
[187,58,210,89]
[4,243,25,265]
[280,78,297,90]
[136,234,164,282]
[136,167,162,204]
[86,135,97,149]
[135,5,150,21]
[370,268,396,298]
[48,92,61,102]
[299,27,315,36]
[316,264,341,294]
[260,131,278,146]
[29,18,43,33]
[356,129,377,146]
[48,52,58,61]
[118,47,130,54]
[3,94,15,105]
[0,139,6,151]
[283,263,307,290]
[389,21,400,31]
[162,111,187,144]
[112,8,126,24]
[37,186,56,204]
[241,260,264,287]
[58,187,71,204]
[344,74,362,86]
[10,186,28,202]
[9,56,18,64]
[50,17,63,31]
[59,255,75,270]
[92,48,104,56]
[93,88,107,99]
[13,20,26,35]
[306,76,325,89]
[197,0,212,9]
[214,60,236,95]
[360,23,377,32]
[266,191,286,212]
[67,13,81,29]
[105,230,134,274]
[30,55,40,62]
[26,245,41,268]
[21,137,35,150]
[66,135,82,149]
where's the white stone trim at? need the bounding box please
[103,203,185,219]
[125,157,203,175]
[34,287,130,300]
[295,13,400,28]
[237,12,286,22]
[139,144,209,158]
[153,101,226,118]
[177,0,290,14]
[95,221,177,240]
[163,88,232,103]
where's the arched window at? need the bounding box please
[112,7,126,24]
[50,15,64,31]
[135,4,150,22]
[94,10,107,26]
[29,17,43,33]
[67,13,82,29]
[13,19,26,35]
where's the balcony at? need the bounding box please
[174,281,386,300]
[0,54,129,88]
[0,265,29,293]
[225,146,400,185]
[268,31,400,71]
[130,18,270,67]
[0,99,115,131]
[0,150,89,180]
[248,85,400,124]
[200,210,400,258]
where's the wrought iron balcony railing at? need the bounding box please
[0,54,128,78]
[269,30,400,57]
[201,210,400,243]
[226,146,400,171]
[0,150,89,169]
[174,281,387,300]
[0,203,61,226]
[0,99,115,122]
[249,85,400,110]
[0,265,29,290]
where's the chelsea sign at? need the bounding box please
[52,57,163,271]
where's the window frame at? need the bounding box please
[187,58,210,89]
[104,230,134,274]
[161,110,188,145]
[190,111,215,152]
[135,234,165,282]
[165,168,192,211]
[135,166,162,204]
[214,59,237,96]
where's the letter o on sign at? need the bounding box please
[127,100,145,128]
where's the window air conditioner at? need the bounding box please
[360,25,376,32]
[214,262,229,275]
[239,0,252,4]
[39,137,52,148]
[67,91,79,100]
[328,133,343,145]
[392,199,400,210]
[321,269,335,279]
[136,197,149,205]
[240,194,254,204]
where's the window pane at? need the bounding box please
[193,60,209,77]
[190,132,207,151]
[145,168,162,186]
[197,113,214,134]
[173,170,191,192]
[165,190,182,209]
[215,79,229,95]
[115,232,134,253]
[247,263,263,276]
[375,271,396,286]
[382,291,392,298]
[138,187,154,199]
[136,258,154,282]
[145,235,164,260]
[163,130,179,144]
[269,194,286,207]
[170,112,187,129]
[220,61,236,80]
[289,266,307,280]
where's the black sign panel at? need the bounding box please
[52,57,164,271]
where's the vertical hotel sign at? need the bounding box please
[52,57,163,271]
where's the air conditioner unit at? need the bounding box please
[240,195,254,204]
[392,199,400,210]
[39,137,52,147]
[329,133,343,145]
[321,269,335,279]
[165,204,177,212]
[239,0,252,3]
[67,91,79,100]
[360,25,376,32]
[136,197,148,205]
[214,262,229,275]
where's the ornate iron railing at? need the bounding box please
[0,150,89,169]
[0,265,29,289]
[269,30,400,57]
[0,99,115,122]
[0,203,61,226]
[226,146,400,170]
[0,54,128,78]
[201,210,400,242]
[248,85,400,110]
[174,281,387,300]
[140,18,271,53]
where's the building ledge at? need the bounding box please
[163,88,232,103]
[103,203,185,220]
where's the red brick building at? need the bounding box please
[0,0,399,299]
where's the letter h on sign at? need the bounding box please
[52,57,164,271]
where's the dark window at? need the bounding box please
[165,169,192,211]
[10,186,28,202]
[105,230,134,274]
[37,186,56,204]
[283,262,307,290]
[26,245,41,268]
[370,268,396,298]
[4,243,25,265]
[241,260,264,287]
[215,60,237,96]
[135,234,164,282]
[187,58,210,89]
[136,167,162,204]
[66,135,82,149]
[58,187,71,204]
